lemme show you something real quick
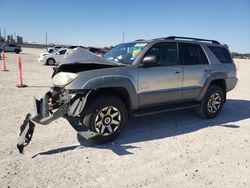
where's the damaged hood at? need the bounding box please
[53,47,124,77]
[63,47,116,66]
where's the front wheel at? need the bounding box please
[80,96,128,143]
[198,85,225,118]
[46,58,55,65]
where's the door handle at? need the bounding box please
[173,68,181,74]
[202,66,210,72]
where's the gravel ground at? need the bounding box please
[0,48,249,188]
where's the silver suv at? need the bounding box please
[17,36,238,152]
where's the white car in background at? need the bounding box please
[38,48,67,65]
[47,46,63,53]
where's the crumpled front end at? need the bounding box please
[32,88,85,125]
[17,87,94,153]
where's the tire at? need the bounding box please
[15,49,20,54]
[80,96,128,143]
[198,85,225,118]
[46,58,55,65]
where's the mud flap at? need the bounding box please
[17,114,35,154]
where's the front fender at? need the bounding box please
[67,76,139,110]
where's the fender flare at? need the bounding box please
[196,72,227,101]
[82,76,138,109]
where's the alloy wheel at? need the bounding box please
[207,92,222,113]
[94,106,121,136]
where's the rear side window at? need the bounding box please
[59,50,66,54]
[180,43,209,65]
[208,46,232,64]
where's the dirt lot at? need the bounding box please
[0,48,249,187]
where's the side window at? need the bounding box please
[180,43,209,65]
[208,46,232,64]
[59,50,66,54]
[144,42,178,66]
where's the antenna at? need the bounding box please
[122,32,125,43]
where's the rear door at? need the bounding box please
[138,42,183,107]
[179,43,210,100]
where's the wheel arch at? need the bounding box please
[197,72,227,101]
[86,87,134,119]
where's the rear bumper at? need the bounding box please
[226,77,238,92]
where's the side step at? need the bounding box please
[134,102,200,117]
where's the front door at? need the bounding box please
[138,42,183,107]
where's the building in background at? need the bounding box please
[16,35,23,44]
[0,28,24,44]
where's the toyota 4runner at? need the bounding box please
[17,36,238,153]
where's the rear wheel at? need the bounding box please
[15,49,20,54]
[80,96,127,143]
[46,58,55,65]
[198,85,225,118]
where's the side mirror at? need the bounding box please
[141,55,159,66]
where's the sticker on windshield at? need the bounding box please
[132,43,147,60]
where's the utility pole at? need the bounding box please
[122,32,125,43]
[45,32,48,45]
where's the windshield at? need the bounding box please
[103,42,148,64]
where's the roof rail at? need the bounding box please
[165,36,220,44]
[134,39,145,42]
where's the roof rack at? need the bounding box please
[165,36,220,44]
[134,39,145,42]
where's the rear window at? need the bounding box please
[208,46,232,64]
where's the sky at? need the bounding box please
[0,0,249,53]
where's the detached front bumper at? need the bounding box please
[32,94,69,125]
[17,89,96,153]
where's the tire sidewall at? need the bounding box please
[81,96,127,143]
[46,58,55,65]
[202,86,224,118]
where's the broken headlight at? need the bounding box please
[52,72,78,87]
